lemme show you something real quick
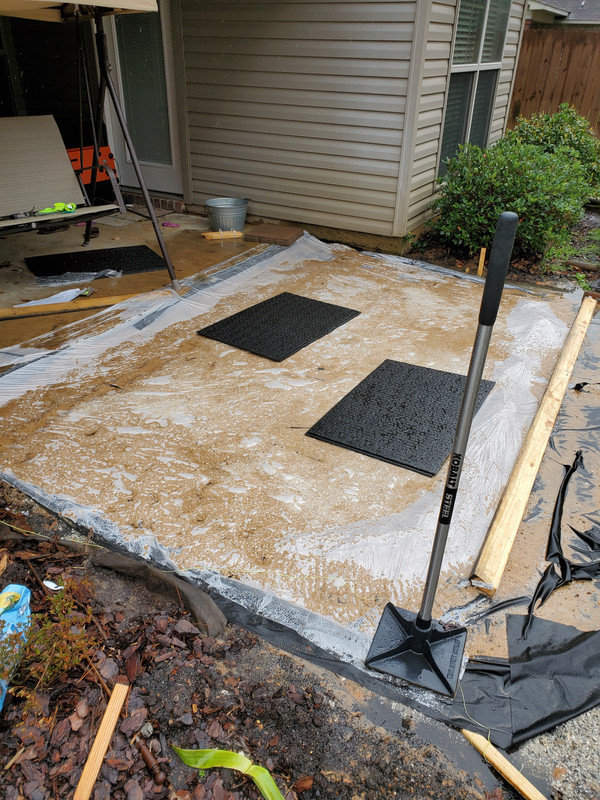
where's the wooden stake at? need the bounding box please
[0,294,142,321]
[477,247,487,276]
[73,680,129,800]
[201,230,244,240]
[471,295,598,593]
[462,729,547,800]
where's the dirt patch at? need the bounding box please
[413,207,600,289]
[0,505,511,800]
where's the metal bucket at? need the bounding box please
[205,197,247,232]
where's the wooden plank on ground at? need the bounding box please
[471,295,598,593]
[73,680,129,800]
[462,730,547,800]
[0,292,172,321]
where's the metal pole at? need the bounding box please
[417,210,519,624]
[418,324,493,623]
[93,9,181,291]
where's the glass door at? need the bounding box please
[107,0,183,195]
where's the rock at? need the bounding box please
[124,779,144,800]
[175,619,201,636]
[120,709,148,735]
[50,717,71,746]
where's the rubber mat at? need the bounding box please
[25,245,167,278]
[306,359,494,476]
[197,292,360,362]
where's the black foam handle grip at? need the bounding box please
[479,211,518,326]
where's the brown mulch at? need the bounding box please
[412,208,600,289]
[0,504,510,800]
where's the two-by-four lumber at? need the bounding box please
[462,729,547,800]
[471,295,598,593]
[73,680,129,800]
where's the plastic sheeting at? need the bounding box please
[0,234,579,664]
[526,450,600,630]
[454,615,600,749]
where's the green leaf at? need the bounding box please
[173,746,286,800]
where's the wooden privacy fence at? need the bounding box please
[509,25,600,133]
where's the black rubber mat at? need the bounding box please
[306,359,494,476]
[25,245,167,278]
[197,292,360,361]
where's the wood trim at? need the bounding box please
[392,0,434,237]
[462,730,548,800]
[73,681,129,800]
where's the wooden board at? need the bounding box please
[471,295,598,593]
[74,680,129,800]
[245,224,303,246]
[462,730,547,800]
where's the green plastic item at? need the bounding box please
[36,202,77,215]
[173,746,285,800]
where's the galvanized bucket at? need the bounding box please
[205,197,247,232]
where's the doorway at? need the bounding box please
[105,0,183,196]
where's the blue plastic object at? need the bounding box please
[0,584,31,711]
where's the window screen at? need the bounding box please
[453,0,486,65]
[482,0,512,63]
[115,12,171,165]
[439,72,473,172]
[469,71,497,147]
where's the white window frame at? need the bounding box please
[438,0,511,175]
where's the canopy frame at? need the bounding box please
[0,1,181,291]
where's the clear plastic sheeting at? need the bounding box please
[0,233,579,662]
[35,269,121,287]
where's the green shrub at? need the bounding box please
[509,104,600,194]
[428,138,590,257]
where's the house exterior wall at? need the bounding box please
[179,0,416,236]
[178,0,526,239]
[403,0,527,232]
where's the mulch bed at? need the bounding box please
[0,503,506,800]
[413,208,600,289]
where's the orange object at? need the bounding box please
[67,146,116,185]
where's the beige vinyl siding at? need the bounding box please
[180,0,416,235]
[405,0,526,233]
[403,1,454,232]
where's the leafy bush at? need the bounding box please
[509,104,600,194]
[0,577,98,697]
[428,138,590,257]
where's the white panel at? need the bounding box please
[194,3,414,23]
[195,167,397,207]
[189,124,401,162]
[185,68,406,96]
[182,20,414,41]
[187,98,404,130]
[188,111,403,147]
[191,152,399,191]
[184,52,410,79]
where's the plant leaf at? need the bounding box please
[173,746,285,800]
